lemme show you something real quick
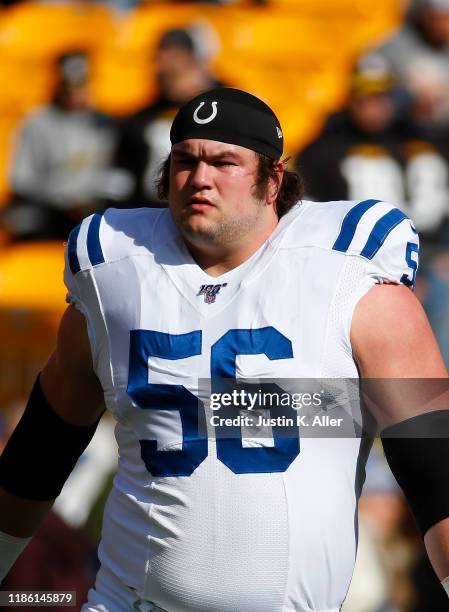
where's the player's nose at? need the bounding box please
[190,160,213,189]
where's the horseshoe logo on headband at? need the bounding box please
[193,101,218,124]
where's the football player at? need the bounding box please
[0,88,448,611]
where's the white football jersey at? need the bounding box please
[65,199,418,612]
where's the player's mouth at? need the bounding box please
[187,196,215,211]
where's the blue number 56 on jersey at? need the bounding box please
[127,327,300,477]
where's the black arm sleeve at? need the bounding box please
[381,410,449,536]
[0,375,103,501]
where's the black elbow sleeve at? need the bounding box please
[381,410,449,537]
[0,375,102,501]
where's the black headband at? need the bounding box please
[170,87,283,160]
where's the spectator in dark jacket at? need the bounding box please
[296,54,449,235]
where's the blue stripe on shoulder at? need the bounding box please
[86,212,105,267]
[67,223,81,274]
[360,208,408,260]
[332,199,381,253]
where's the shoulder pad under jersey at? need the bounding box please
[330,198,419,286]
[286,199,419,287]
[65,207,165,275]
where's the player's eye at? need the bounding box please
[175,157,196,166]
[214,160,235,167]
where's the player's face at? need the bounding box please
[169,139,274,251]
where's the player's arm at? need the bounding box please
[0,305,104,580]
[351,283,449,593]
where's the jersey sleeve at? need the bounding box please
[367,215,419,288]
[331,199,419,288]
[63,205,161,308]
[63,213,106,370]
[64,218,89,311]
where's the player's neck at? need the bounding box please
[185,221,278,277]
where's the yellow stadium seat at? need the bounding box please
[0,241,66,404]
[93,3,209,114]
[0,308,60,406]
[0,241,66,311]
[0,115,20,206]
[0,3,115,115]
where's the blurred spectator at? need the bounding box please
[3,51,118,242]
[52,412,117,531]
[375,0,449,368]
[112,27,223,208]
[377,0,449,127]
[296,54,449,235]
[343,445,422,612]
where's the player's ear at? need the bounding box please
[267,160,285,207]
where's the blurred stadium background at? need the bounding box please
[0,0,448,610]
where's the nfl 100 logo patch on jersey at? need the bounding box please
[197,283,228,304]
